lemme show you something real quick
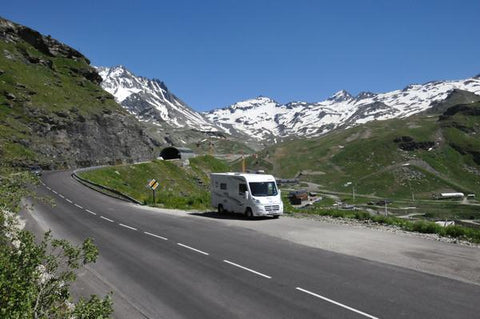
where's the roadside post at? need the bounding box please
[147,179,159,204]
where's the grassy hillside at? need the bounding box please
[250,102,480,200]
[0,17,156,168]
[187,138,255,156]
[78,156,229,209]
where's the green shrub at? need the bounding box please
[0,228,113,318]
[354,211,371,220]
[410,220,440,234]
[0,168,113,318]
[444,225,466,238]
[463,228,480,243]
[371,215,394,224]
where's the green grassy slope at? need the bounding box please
[250,102,480,201]
[187,138,255,156]
[78,156,229,210]
[0,17,156,168]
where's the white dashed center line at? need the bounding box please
[296,287,379,319]
[144,231,168,241]
[85,209,97,215]
[100,216,114,223]
[177,243,209,256]
[119,223,137,231]
[223,260,271,279]
[41,182,382,319]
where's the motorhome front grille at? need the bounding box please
[265,205,280,211]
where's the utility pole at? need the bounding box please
[241,150,246,173]
[209,139,214,156]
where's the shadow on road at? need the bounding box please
[189,211,274,221]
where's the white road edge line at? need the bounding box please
[85,209,97,215]
[177,243,209,256]
[65,199,73,204]
[52,190,58,194]
[59,194,65,199]
[144,232,168,241]
[295,287,379,319]
[74,204,83,209]
[223,260,271,279]
[119,223,137,231]
[100,216,114,223]
[46,186,51,190]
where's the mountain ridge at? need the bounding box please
[97,65,218,132]
[99,65,480,143]
[204,75,480,141]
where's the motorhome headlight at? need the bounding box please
[253,198,261,204]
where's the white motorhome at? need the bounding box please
[210,172,283,218]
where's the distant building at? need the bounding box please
[433,192,465,200]
[160,147,196,160]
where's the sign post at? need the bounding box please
[147,179,159,204]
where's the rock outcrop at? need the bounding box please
[0,17,159,168]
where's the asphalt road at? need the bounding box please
[23,170,480,318]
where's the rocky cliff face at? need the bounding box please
[0,17,159,168]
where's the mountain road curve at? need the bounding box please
[21,170,480,318]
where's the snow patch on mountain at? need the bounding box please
[97,66,217,131]
[97,65,480,143]
[204,75,480,141]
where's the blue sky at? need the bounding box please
[3,0,480,111]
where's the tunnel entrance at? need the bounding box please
[160,147,195,160]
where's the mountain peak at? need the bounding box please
[97,65,218,131]
[108,65,131,77]
[328,90,353,102]
[230,96,278,110]
[356,91,377,100]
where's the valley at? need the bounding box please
[2,14,479,233]
[1,14,480,319]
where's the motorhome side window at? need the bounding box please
[220,183,227,190]
[239,183,247,195]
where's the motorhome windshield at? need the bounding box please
[249,182,278,197]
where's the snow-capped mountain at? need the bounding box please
[96,66,217,131]
[204,75,480,141]
[97,65,480,143]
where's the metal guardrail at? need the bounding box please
[72,167,143,205]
